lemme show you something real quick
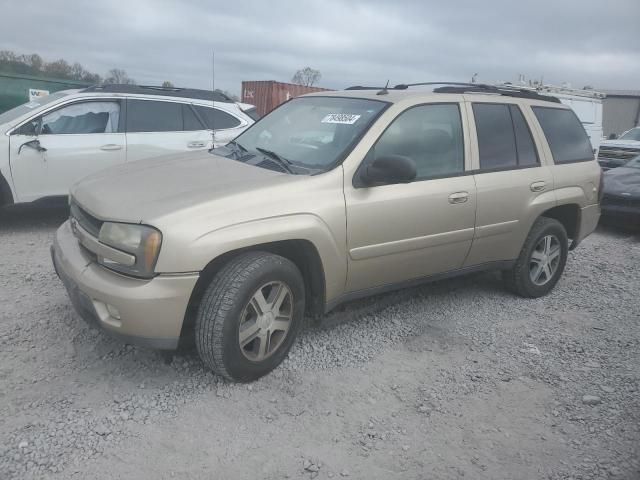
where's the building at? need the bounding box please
[601,90,640,137]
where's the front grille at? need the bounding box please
[601,193,640,208]
[70,201,103,237]
[598,146,640,162]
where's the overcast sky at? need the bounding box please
[1,0,638,95]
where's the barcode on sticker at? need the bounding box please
[321,114,361,125]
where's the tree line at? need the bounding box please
[0,50,139,85]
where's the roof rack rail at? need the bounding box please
[344,82,561,103]
[81,84,235,103]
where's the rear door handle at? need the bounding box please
[448,191,469,204]
[100,144,123,151]
[188,141,206,148]
[530,181,546,192]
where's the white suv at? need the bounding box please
[0,85,257,206]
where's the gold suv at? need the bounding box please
[52,83,601,381]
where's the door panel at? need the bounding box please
[344,102,476,293]
[8,134,46,202]
[126,131,212,163]
[463,101,555,266]
[9,99,125,202]
[345,176,477,292]
[10,133,126,202]
[464,167,553,266]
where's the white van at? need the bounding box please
[0,85,257,206]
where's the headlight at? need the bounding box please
[98,222,162,278]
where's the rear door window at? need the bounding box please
[182,104,204,131]
[242,107,260,121]
[194,105,242,130]
[473,104,517,169]
[510,105,539,166]
[127,100,182,132]
[473,103,539,169]
[532,107,593,163]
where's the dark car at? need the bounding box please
[601,155,640,225]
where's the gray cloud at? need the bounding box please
[1,0,638,95]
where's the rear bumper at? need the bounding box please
[52,221,199,350]
[572,204,601,249]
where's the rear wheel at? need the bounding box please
[503,217,568,298]
[195,252,305,382]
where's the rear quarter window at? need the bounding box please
[532,107,593,164]
[194,105,242,130]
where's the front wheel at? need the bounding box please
[503,217,568,298]
[195,252,305,382]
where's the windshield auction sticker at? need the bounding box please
[321,113,361,124]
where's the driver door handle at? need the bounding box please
[448,191,469,204]
[100,144,123,151]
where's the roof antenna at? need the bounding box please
[377,80,390,96]
[211,50,216,149]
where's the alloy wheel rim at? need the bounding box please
[238,281,293,362]
[529,234,561,286]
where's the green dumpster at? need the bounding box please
[0,73,90,114]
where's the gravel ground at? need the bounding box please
[0,206,639,480]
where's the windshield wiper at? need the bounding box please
[255,147,295,173]
[215,140,254,161]
[228,140,249,153]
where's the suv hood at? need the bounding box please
[600,139,640,149]
[71,151,295,223]
[603,166,640,198]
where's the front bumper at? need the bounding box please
[52,221,199,350]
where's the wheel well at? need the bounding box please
[541,204,580,243]
[0,173,14,207]
[180,240,326,341]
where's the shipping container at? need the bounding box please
[0,72,90,114]
[241,80,332,116]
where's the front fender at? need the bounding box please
[155,213,347,304]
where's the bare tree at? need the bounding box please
[291,67,321,87]
[104,68,135,85]
[161,80,174,88]
[43,59,72,78]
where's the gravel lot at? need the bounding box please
[0,206,638,480]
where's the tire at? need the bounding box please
[195,252,305,382]
[503,217,568,298]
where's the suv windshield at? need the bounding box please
[0,91,73,126]
[214,96,388,174]
[619,128,640,141]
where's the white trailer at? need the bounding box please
[499,83,605,153]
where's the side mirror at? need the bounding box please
[18,139,47,154]
[608,133,618,140]
[358,154,417,187]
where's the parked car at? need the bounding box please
[0,84,257,206]
[601,154,640,225]
[598,126,640,170]
[51,82,601,382]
